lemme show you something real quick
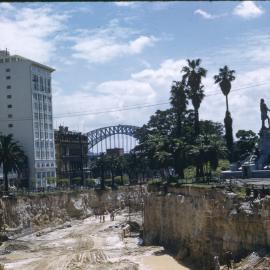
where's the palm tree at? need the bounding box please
[182,59,207,135]
[213,65,235,112]
[0,134,27,192]
[214,66,236,161]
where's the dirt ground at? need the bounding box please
[0,210,190,270]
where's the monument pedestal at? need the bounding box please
[257,128,270,169]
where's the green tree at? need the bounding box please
[235,129,259,160]
[95,153,108,189]
[170,80,188,137]
[106,153,122,188]
[200,120,224,137]
[214,66,236,161]
[189,134,227,181]
[135,109,176,179]
[182,59,207,135]
[0,134,27,192]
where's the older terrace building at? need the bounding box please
[0,50,56,188]
[54,126,89,184]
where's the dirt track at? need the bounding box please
[0,210,189,270]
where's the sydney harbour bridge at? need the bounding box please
[87,124,139,155]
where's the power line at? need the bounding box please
[53,81,270,117]
[1,81,270,123]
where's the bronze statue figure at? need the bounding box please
[260,98,270,129]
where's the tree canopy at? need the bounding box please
[0,134,27,192]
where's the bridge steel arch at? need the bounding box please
[87,124,139,150]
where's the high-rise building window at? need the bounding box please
[40,76,44,91]
[8,123,13,128]
[6,85,11,89]
[6,76,11,80]
[7,104,12,108]
[6,68,10,72]
[7,94,12,99]
[35,151,40,158]
[32,74,38,90]
[8,114,13,118]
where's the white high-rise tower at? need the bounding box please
[0,50,56,188]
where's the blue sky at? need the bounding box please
[1,1,270,134]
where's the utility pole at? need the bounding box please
[79,133,85,186]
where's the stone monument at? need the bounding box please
[257,99,270,169]
[221,98,270,179]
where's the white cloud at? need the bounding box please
[53,80,157,131]
[0,3,15,11]
[53,58,188,131]
[132,59,186,90]
[211,33,270,65]
[233,1,264,19]
[0,5,68,63]
[51,48,270,135]
[72,35,156,64]
[114,2,135,7]
[71,21,157,63]
[194,9,219,20]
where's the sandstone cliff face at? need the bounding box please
[143,187,270,269]
[0,186,142,235]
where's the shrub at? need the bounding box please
[105,178,112,185]
[85,179,96,187]
[71,177,82,186]
[167,175,179,183]
[115,175,129,185]
[56,178,70,187]
[147,178,162,185]
[47,177,57,185]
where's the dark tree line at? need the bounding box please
[133,59,231,182]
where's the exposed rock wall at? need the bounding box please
[0,186,142,235]
[143,187,270,269]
